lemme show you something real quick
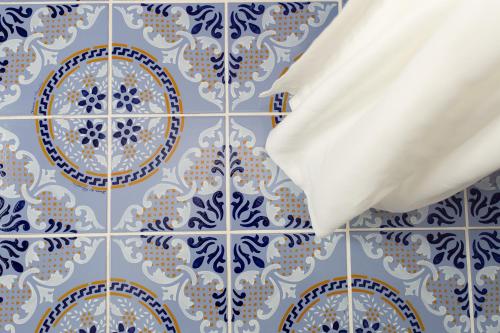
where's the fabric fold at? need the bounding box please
[261,0,500,236]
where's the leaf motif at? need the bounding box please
[193,197,205,209]
[13,200,25,214]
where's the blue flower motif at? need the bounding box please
[229,4,265,39]
[0,163,6,177]
[78,86,106,113]
[114,84,141,112]
[355,319,380,333]
[78,120,106,148]
[322,321,348,333]
[113,323,136,333]
[113,119,141,146]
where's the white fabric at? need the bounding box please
[261,0,500,237]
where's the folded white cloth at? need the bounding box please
[261,0,500,236]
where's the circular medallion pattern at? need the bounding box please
[35,45,183,190]
[279,276,425,333]
[36,280,179,333]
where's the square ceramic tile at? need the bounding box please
[467,170,500,226]
[111,234,227,332]
[228,2,338,112]
[0,120,106,233]
[351,191,466,228]
[229,116,318,230]
[231,232,348,332]
[469,230,500,333]
[111,116,226,232]
[0,4,109,116]
[112,3,225,114]
[351,230,471,333]
[0,236,106,332]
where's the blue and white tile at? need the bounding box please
[351,230,471,333]
[469,230,500,333]
[0,120,106,234]
[231,232,348,333]
[351,192,466,228]
[228,2,338,112]
[111,116,226,232]
[112,3,225,114]
[0,236,106,332]
[467,170,500,226]
[0,4,108,116]
[111,234,227,332]
[229,116,316,230]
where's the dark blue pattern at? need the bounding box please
[355,319,379,333]
[113,119,141,146]
[322,321,347,333]
[0,196,29,232]
[231,192,269,228]
[426,232,466,269]
[0,59,8,83]
[0,6,33,42]
[468,187,500,225]
[278,2,310,16]
[78,86,106,113]
[78,120,106,148]
[0,239,29,275]
[186,5,223,39]
[232,234,269,273]
[229,3,265,39]
[471,230,500,270]
[114,84,141,112]
[188,191,224,229]
[187,236,225,273]
[46,5,78,18]
[140,4,172,18]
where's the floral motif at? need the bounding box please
[230,118,311,230]
[0,124,104,232]
[352,231,470,332]
[115,4,225,111]
[0,4,107,112]
[115,118,224,232]
[229,2,337,110]
[113,119,141,146]
[79,86,106,113]
[114,84,141,112]
[79,120,106,148]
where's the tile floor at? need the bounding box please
[0,1,498,333]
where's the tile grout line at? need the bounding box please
[106,2,113,332]
[0,112,292,120]
[5,226,497,239]
[346,226,355,333]
[224,2,233,332]
[463,189,476,333]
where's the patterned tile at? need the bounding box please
[112,3,225,114]
[469,230,500,333]
[0,120,106,233]
[351,192,466,228]
[111,234,227,332]
[0,4,109,116]
[0,236,106,332]
[229,116,316,230]
[231,232,348,333]
[351,230,471,333]
[111,116,226,232]
[228,2,338,112]
[467,170,500,226]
